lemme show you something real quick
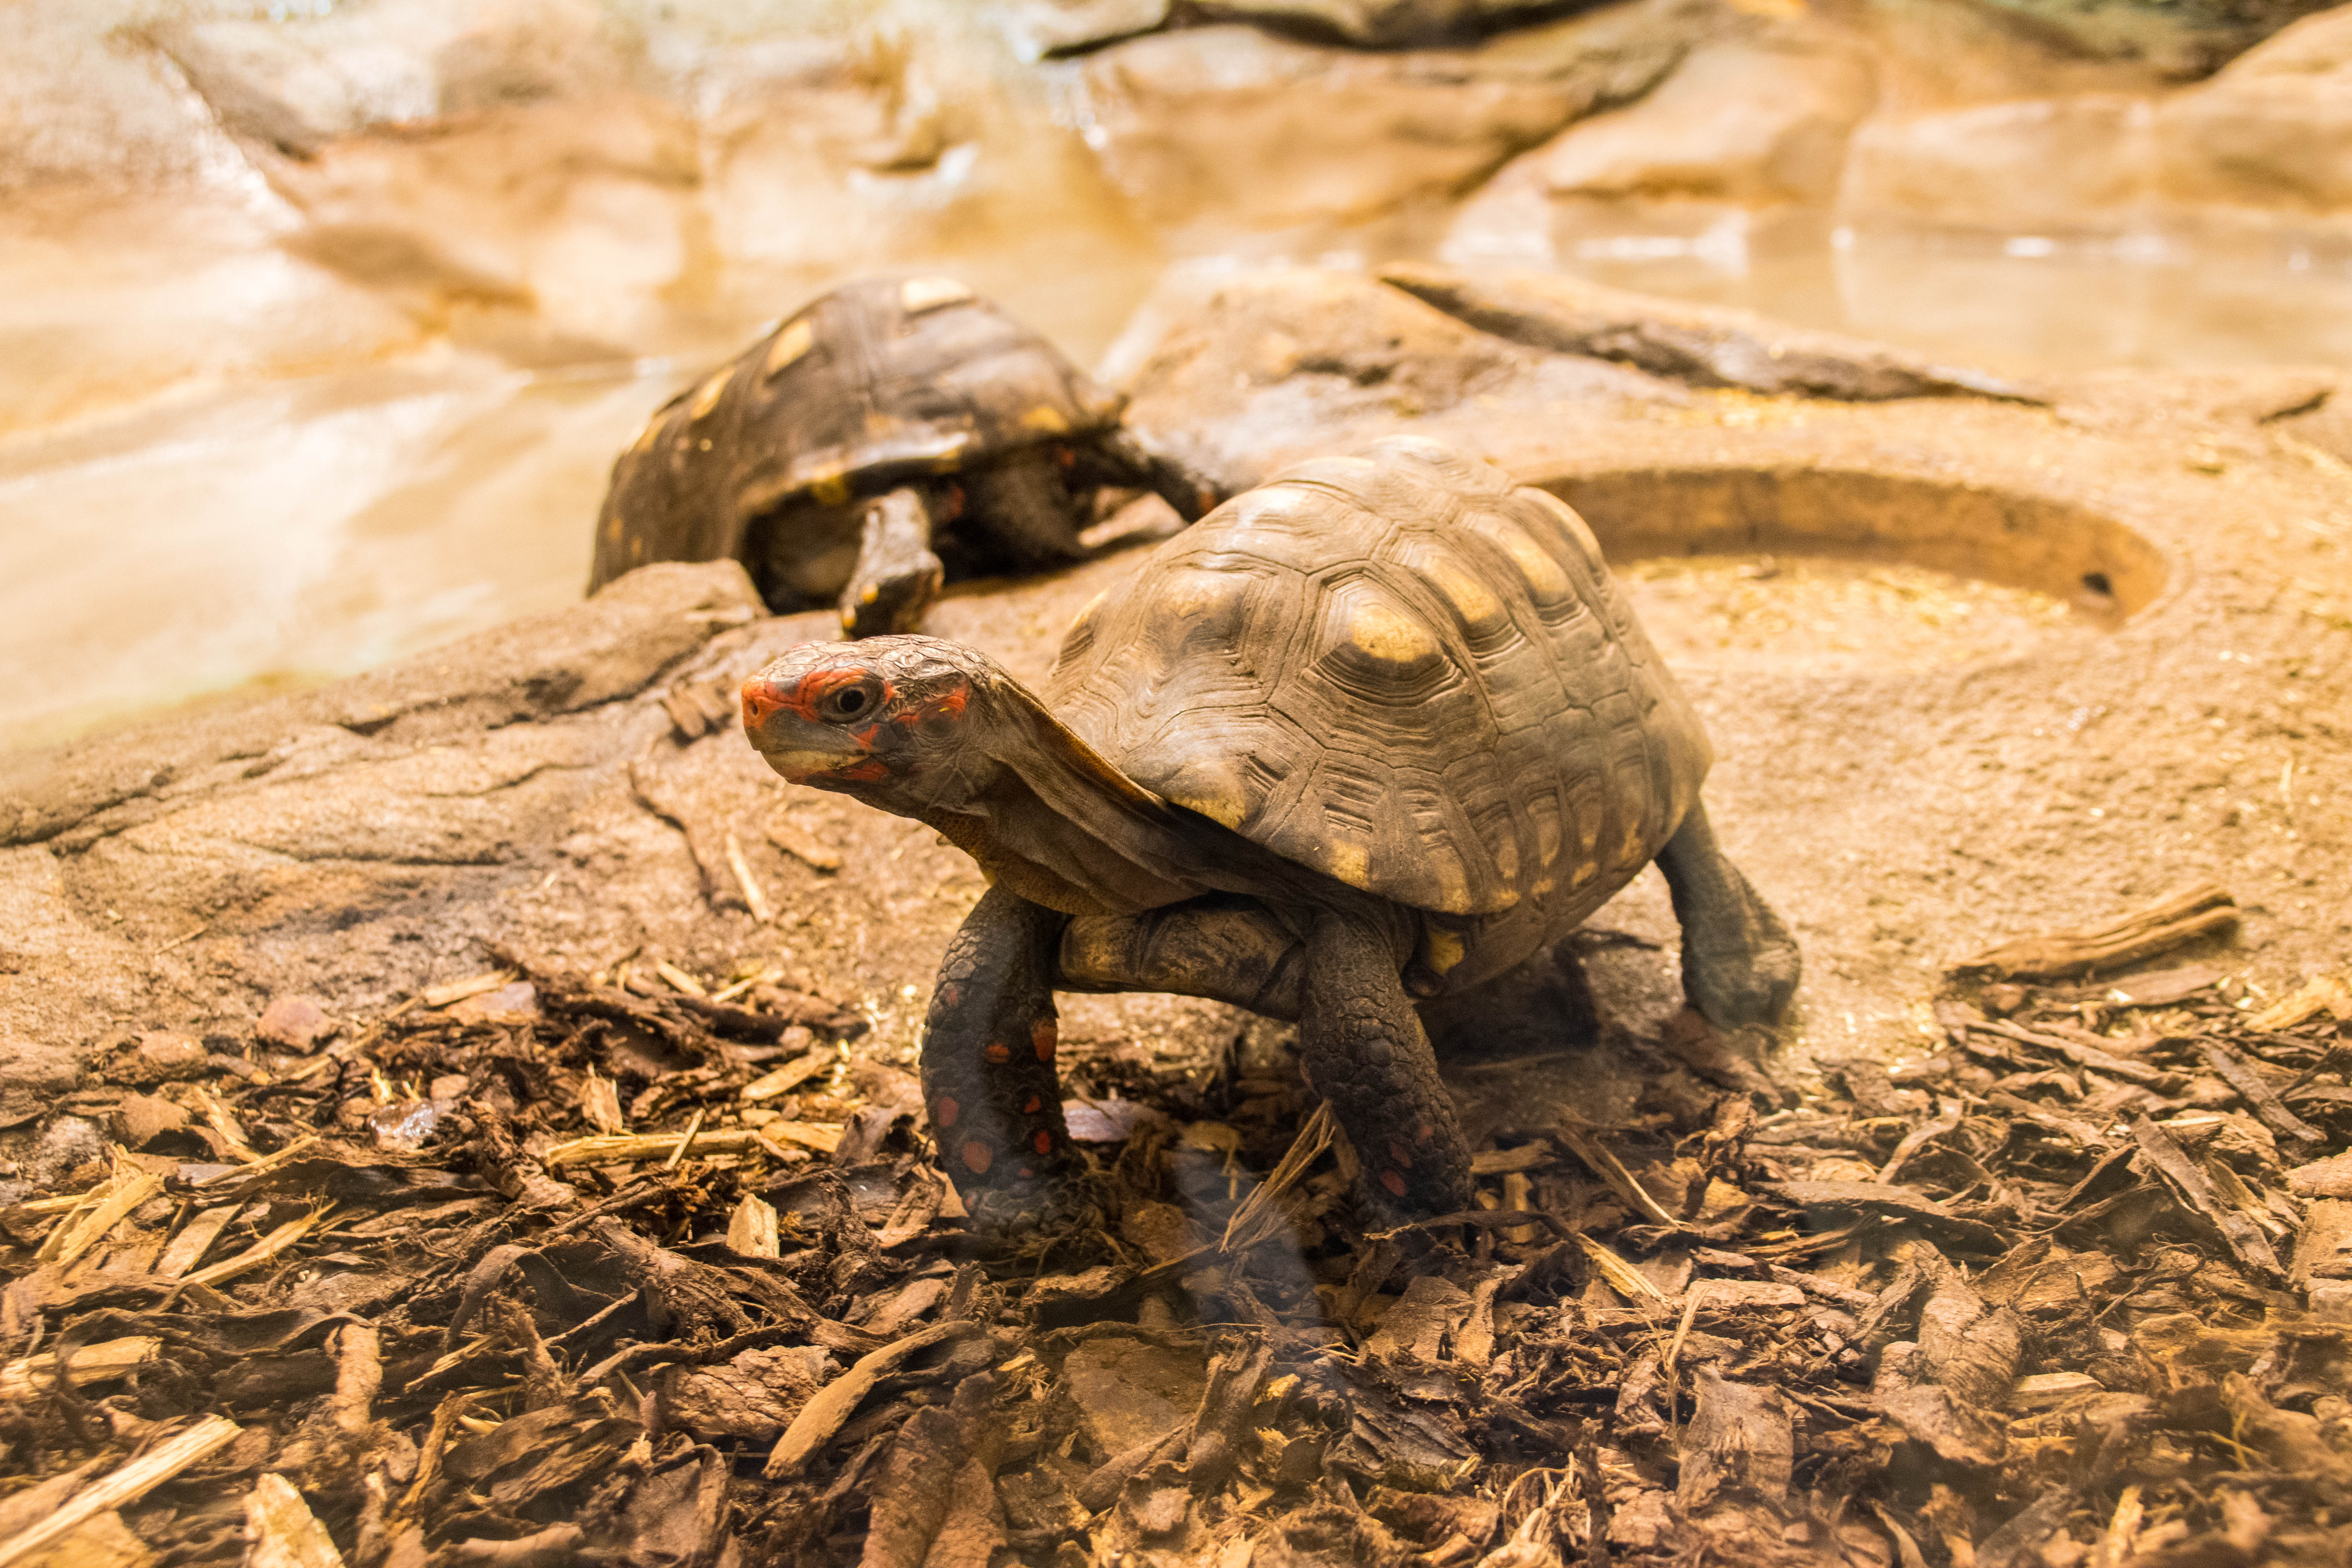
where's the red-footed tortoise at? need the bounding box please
[590,276,1216,638]
[738,437,1798,1226]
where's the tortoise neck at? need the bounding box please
[915,674,1229,917]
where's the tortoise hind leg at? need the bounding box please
[840,486,944,638]
[964,449,1086,570]
[1091,427,1221,522]
[1655,799,1801,1027]
[922,884,1080,1232]
[1299,913,1473,1222]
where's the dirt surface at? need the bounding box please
[2,270,2349,1564]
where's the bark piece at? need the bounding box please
[1675,1366,1793,1509]
[1950,884,2236,981]
[2131,1116,2283,1281]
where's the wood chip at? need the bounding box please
[0,1414,241,1568]
[422,971,515,1009]
[544,1128,824,1168]
[243,1473,346,1568]
[0,1337,161,1400]
[1558,1122,1687,1231]
[656,960,709,998]
[2130,1116,2283,1282]
[36,1161,162,1270]
[1470,1141,1554,1176]
[727,1195,781,1259]
[2203,1040,2327,1148]
[154,1204,239,1280]
[2246,972,2352,1033]
[174,1206,336,1294]
[742,1051,832,1103]
[2013,1371,2103,1408]
[1951,883,2236,980]
[762,1320,980,1478]
[580,1069,626,1134]
[1573,1232,1668,1306]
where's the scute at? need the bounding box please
[1047,437,1712,921]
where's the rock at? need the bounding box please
[1001,0,1171,59]
[2,558,761,852]
[28,1115,108,1191]
[1962,0,2338,78]
[1071,5,1688,230]
[132,1032,210,1084]
[112,1093,193,1150]
[1117,267,1671,490]
[256,995,332,1051]
[146,0,638,160]
[0,1038,81,1127]
[1383,262,2037,401]
[1442,19,1874,263]
[1842,95,2155,235]
[1499,25,1875,206]
[2155,8,2352,222]
[2289,1152,2352,1199]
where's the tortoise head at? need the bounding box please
[740,637,1000,815]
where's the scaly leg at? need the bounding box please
[1298,912,1472,1223]
[923,884,1075,1229]
[839,486,944,638]
[1091,427,1222,522]
[1655,798,1801,1027]
[964,448,1085,569]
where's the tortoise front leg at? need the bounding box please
[1299,913,1473,1223]
[840,486,944,638]
[923,884,1076,1228]
[1655,798,1801,1027]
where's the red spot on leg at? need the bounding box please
[938,983,962,1009]
[961,1141,993,1175]
[1380,1169,1408,1199]
[1413,1122,1435,1143]
[1031,1129,1053,1155]
[1389,1140,1413,1168]
[1032,1018,1057,1063]
[1022,1095,1043,1114]
[984,1042,1011,1065]
[934,1097,959,1129]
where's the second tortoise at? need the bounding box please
[592,276,1216,638]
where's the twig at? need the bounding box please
[662,1108,708,1172]
[725,831,774,923]
[1558,1122,1688,1230]
[1877,1097,1964,1185]
[0,1414,241,1567]
[164,1206,336,1303]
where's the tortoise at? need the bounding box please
[738,436,1799,1226]
[589,275,1217,638]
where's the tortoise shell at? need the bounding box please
[1045,437,1711,921]
[589,276,1128,592]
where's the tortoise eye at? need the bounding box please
[819,681,880,722]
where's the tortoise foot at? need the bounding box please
[1658,800,1801,1029]
[956,1165,1097,1245]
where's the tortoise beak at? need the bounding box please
[741,679,868,782]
